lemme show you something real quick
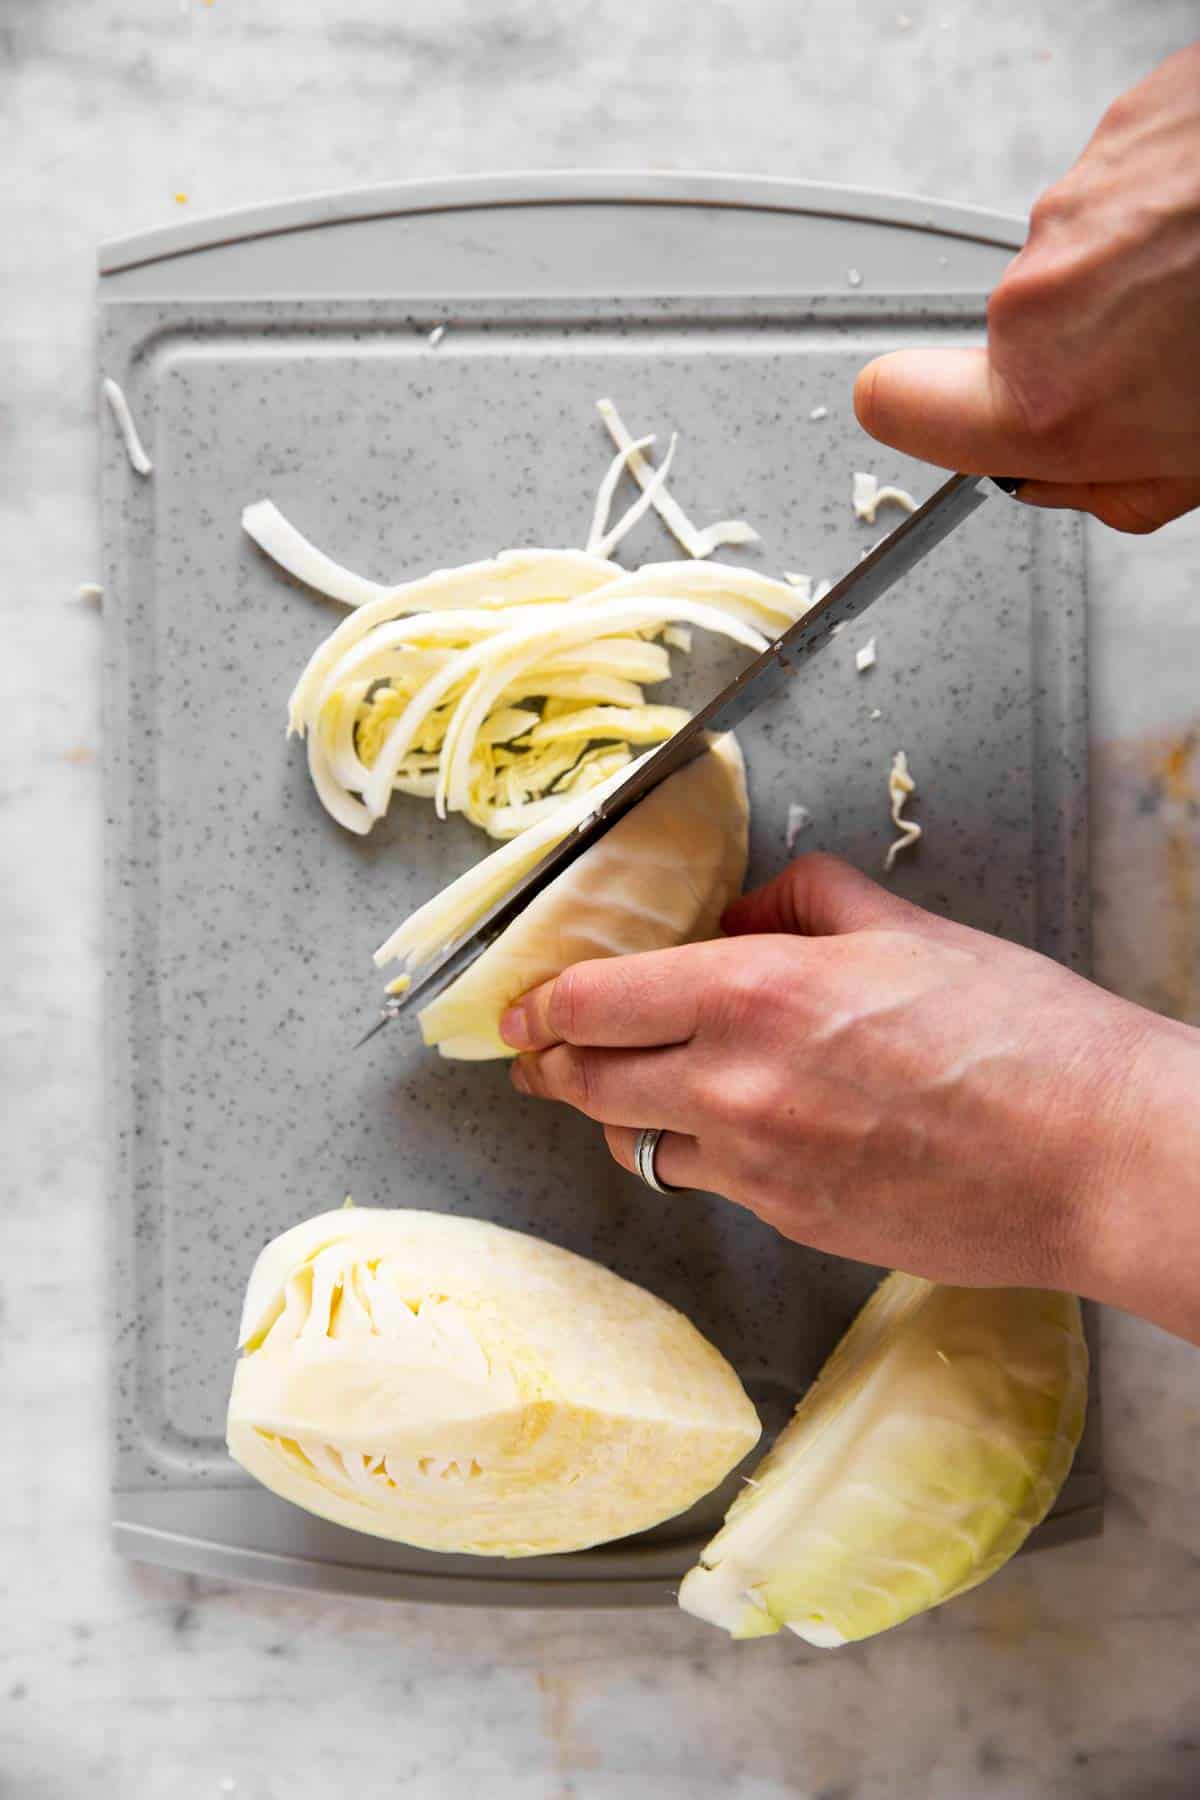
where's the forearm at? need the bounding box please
[1080,1015,1200,1342]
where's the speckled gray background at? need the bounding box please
[101,265,1092,1579]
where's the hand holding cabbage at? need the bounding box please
[503,851,1200,1345]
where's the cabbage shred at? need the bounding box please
[246,475,813,841]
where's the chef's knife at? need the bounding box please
[357,471,1020,1046]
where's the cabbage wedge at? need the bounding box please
[680,1275,1087,1645]
[227,1206,761,1556]
[378,732,749,1059]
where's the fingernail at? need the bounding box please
[510,1059,530,1093]
[500,1003,531,1050]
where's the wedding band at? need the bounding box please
[633,1126,676,1194]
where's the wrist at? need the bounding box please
[1074,1012,1200,1342]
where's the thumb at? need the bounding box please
[854,347,1039,478]
[722,852,937,939]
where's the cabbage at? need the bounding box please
[852,471,918,524]
[585,427,680,558]
[594,399,760,559]
[885,748,921,872]
[227,1206,761,1556]
[245,499,812,842]
[381,733,749,1059]
[679,1275,1087,1645]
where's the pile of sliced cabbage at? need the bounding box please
[244,401,818,843]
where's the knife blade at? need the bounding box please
[356,471,1018,1046]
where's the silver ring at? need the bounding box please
[634,1127,675,1194]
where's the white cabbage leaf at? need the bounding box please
[679,1274,1087,1645]
[227,1205,761,1557]
[379,733,749,1060]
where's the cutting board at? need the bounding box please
[100,176,1100,1604]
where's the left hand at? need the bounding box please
[498,853,1200,1332]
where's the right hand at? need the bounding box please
[854,42,1200,533]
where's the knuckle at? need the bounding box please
[797,850,849,887]
[557,1046,595,1114]
[1027,179,1073,237]
[603,1123,632,1169]
[701,1064,773,1131]
[706,959,785,1036]
[1096,88,1137,139]
[986,272,1028,334]
[547,965,585,1042]
[987,253,1064,336]
[986,267,1057,360]
[1095,493,1165,535]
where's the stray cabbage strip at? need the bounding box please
[596,400,760,559]
[852,472,918,525]
[242,501,392,610]
[884,750,921,872]
[587,433,680,560]
[585,432,658,556]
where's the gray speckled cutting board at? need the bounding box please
[99,179,1099,1603]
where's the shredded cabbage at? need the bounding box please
[595,399,760,559]
[247,500,813,842]
[852,472,918,525]
[585,431,680,559]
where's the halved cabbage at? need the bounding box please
[679,1274,1087,1645]
[227,1206,761,1556]
[379,732,749,1059]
